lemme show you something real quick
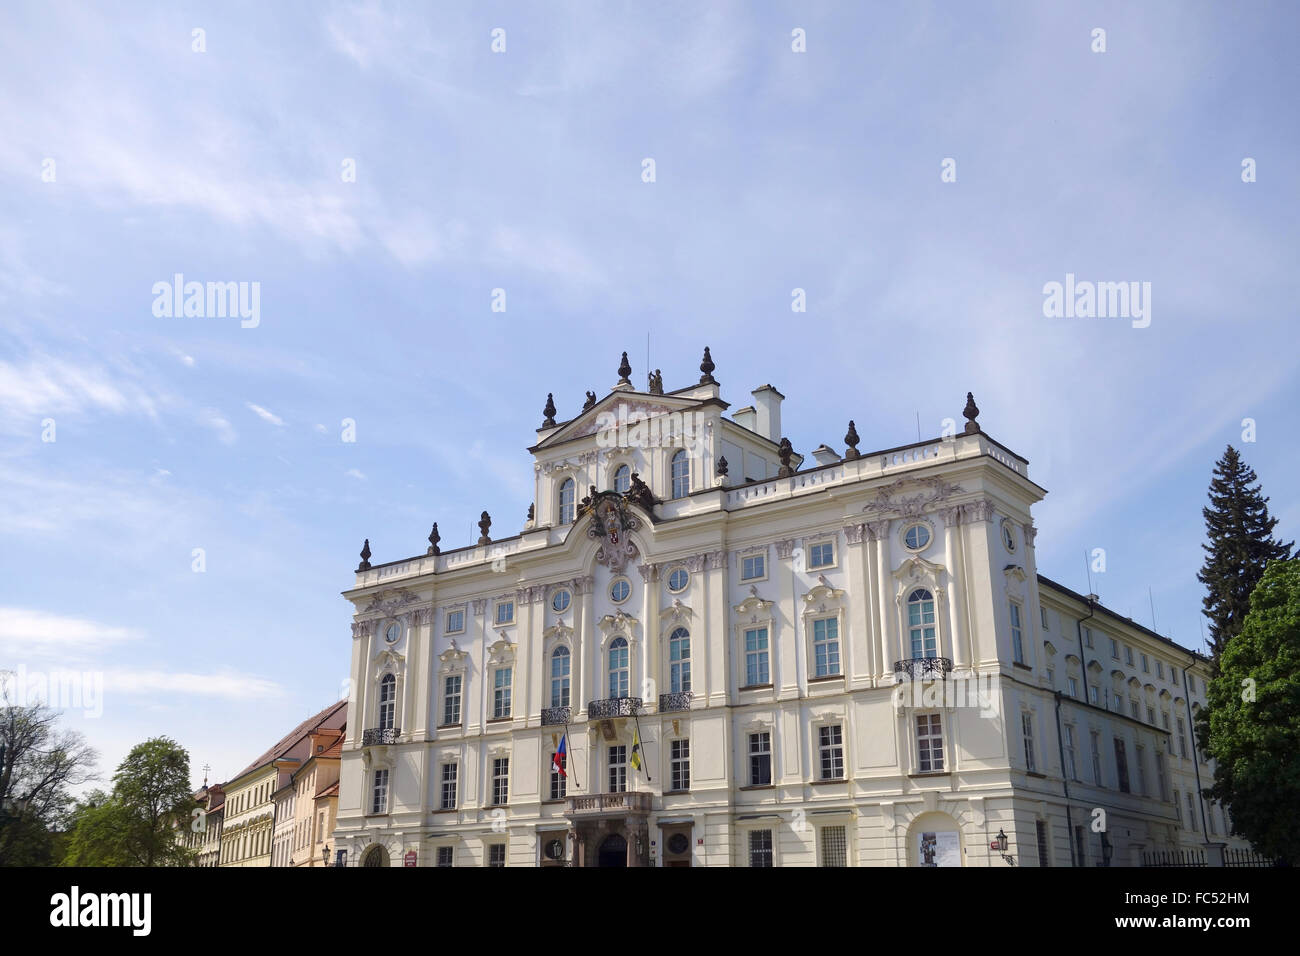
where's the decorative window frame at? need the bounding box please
[665,564,690,594]
[493,596,516,629]
[487,637,517,722]
[740,714,776,787]
[436,753,460,811]
[609,574,633,605]
[667,447,691,499]
[549,585,573,615]
[444,606,467,636]
[804,534,839,572]
[608,458,633,494]
[734,589,776,691]
[549,466,582,526]
[1003,565,1032,668]
[909,710,948,775]
[899,517,935,554]
[892,556,949,665]
[738,545,769,583]
[542,623,575,710]
[371,648,405,734]
[436,644,468,729]
[802,577,848,682]
[810,709,848,782]
[1000,517,1018,553]
[557,475,578,526]
[739,821,783,867]
[596,610,640,700]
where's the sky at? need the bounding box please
[1,0,1296,792]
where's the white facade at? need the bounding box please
[333,357,1248,867]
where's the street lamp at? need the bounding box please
[322,846,330,867]
[991,829,1016,865]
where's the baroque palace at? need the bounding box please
[331,349,1246,867]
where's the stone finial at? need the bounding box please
[542,393,557,428]
[716,455,729,477]
[617,351,632,386]
[963,392,981,434]
[427,523,441,556]
[527,503,535,522]
[843,420,861,459]
[699,346,717,385]
[582,390,597,411]
[357,538,372,571]
[648,369,664,395]
[477,511,492,545]
[777,437,795,477]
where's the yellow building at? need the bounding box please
[220,699,347,867]
[290,728,344,866]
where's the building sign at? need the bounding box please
[404,850,417,867]
[918,831,960,867]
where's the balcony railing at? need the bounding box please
[567,791,653,817]
[657,691,692,713]
[587,696,642,719]
[894,657,953,680]
[362,727,399,746]
[541,705,572,726]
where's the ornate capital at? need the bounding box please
[938,505,962,527]
[636,563,660,582]
[866,520,892,541]
[684,553,707,573]
[1022,522,1038,546]
[843,523,867,545]
[961,498,996,523]
[351,621,374,640]
[411,607,433,627]
[706,550,727,571]
[775,538,797,560]
[471,598,488,615]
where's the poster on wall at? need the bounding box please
[917,830,961,867]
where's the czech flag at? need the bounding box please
[553,735,568,777]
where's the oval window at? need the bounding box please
[668,568,689,593]
[903,523,931,550]
[552,589,572,613]
[610,578,631,603]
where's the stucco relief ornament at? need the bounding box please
[584,491,640,571]
[862,476,965,519]
[360,587,421,619]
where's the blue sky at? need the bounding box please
[1,1,1296,790]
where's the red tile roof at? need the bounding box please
[315,781,340,799]
[230,699,348,783]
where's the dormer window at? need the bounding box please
[671,450,690,499]
[559,478,576,525]
[614,465,631,494]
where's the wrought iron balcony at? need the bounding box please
[567,791,653,817]
[587,696,642,719]
[894,657,953,680]
[362,727,399,746]
[541,705,572,726]
[657,691,692,713]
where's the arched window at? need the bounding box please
[550,646,571,708]
[614,464,631,494]
[671,450,689,499]
[378,673,396,729]
[558,478,576,525]
[608,637,629,699]
[668,627,691,694]
[907,589,937,658]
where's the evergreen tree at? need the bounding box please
[1198,559,1300,862]
[1197,446,1294,663]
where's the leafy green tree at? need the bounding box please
[62,737,196,866]
[1198,446,1294,663]
[1198,559,1300,862]
[0,675,98,865]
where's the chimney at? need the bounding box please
[733,405,757,431]
[751,385,784,443]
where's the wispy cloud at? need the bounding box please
[103,667,283,701]
[200,409,237,445]
[0,607,139,659]
[246,402,285,426]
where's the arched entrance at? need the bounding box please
[597,833,627,868]
[907,812,963,867]
[362,845,390,867]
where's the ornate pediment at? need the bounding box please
[582,492,645,571]
[487,637,516,666]
[359,587,423,620]
[892,555,948,593]
[371,648,405,674]
[438,643,468,671]
[862,476,965,519]
[660,598,693,624]
[596,610,639,639]
[543,622,574,643]
[734,590,774,618]
[802,579,846,615]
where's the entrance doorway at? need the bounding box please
[597,833,628,868]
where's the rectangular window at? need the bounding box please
[1156,661,1164,679]
[493,667,512,719]
[436,846,453,867]
[495,601,514,625]
[1161,711,1170,731]
[1135,745,1147,796]
[446,609,465,634]
[1176,717,1188,758]
[741,554,766,581]
[1090,730,1103,786]
[1089,685,1099,705]
[440,762,458,810]
[1189,675,1196,694]
[809,541,834,569]
[748,829,774,867]
[1141,653,1149,672]
[608,745,627,793]
[1113,738,1130,793]
[491,758,509,806]
[818,724,844,780]
[442,675,462,725]
[1109,637,1119,660]
[1022,713,1036,772]
[812,617,841,677]
[819,825,847,867]
[1147,706,1156,724]
[1156,749,1168,800]
[371,768,389,815]
[1129,699,1139,719]
[1067,677,1079,699]
[1063,725,1078,780]
[1171,666,1179,685]
[1174,790,1182,824]
[1083,627,1093,649]
[1036,820,1050,867]
[744,627,770,686]
[550,752,567,800]
[916,713,944,772]
[1074,826,1087,868]
[1125,646,1134,665]
[669,739,690,792]
[488,844,506,867]
[748,732,772,786]
[1010,601,1025,664]
[1041,606,1049,630]
[1046,667,1055,687]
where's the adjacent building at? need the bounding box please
[331,349,1247,866]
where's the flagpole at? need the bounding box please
[563,718,580,791]
[633,706,651,783]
